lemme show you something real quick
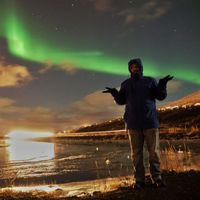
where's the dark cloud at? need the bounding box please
[118,0,172,23]
[86,0,171,23]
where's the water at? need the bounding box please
[0,136,200,187]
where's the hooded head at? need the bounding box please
[128,58,143,75]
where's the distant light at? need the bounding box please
[105,159,111,165]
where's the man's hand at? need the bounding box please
[102,87,118,97]
[159,75,174,86]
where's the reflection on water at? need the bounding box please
[6,139,54,162]
[3,130,55,162]
[0,133,200,187]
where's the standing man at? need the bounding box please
[103,58,173,189]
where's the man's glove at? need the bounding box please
[102,87,118,97]
[159,75,174,87]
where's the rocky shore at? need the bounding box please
[0,171,199,200]
[76,171,200,200]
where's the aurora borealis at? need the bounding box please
[1,0,200,83]
[0,0,199,131]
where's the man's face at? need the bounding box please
[130,63,140,74]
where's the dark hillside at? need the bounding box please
[74,105,200,133]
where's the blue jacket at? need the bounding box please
[114,60,167,130]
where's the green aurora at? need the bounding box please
[0,1,200,85]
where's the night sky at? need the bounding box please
[0,0,199,133]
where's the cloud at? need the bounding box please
[38,60,78,75]
[87,0,171,24]
[59,62,78,75]
[38,60,53,74]
[0,97,16,107]
[167,80,183,94]
[0,101,64,133]
[64,90,124,126]
[118,0,171,23]
[0,89,124,135]
[87,0,115,12]
[0,62,33,87]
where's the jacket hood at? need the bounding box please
[128,58,143,74]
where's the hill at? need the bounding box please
[72,90,200,138]
[163,89,200,107]
[73,105,200,132]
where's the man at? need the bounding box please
[103,58,173,189]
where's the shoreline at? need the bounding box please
[54,129,200,140]
[2,128,200,141]
[0,170,200,199]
